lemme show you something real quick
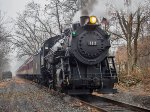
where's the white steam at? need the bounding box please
[73,11,81,23]
[73,0,149,22]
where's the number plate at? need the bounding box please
[88,41,97,46]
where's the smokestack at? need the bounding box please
[80,16,89,26]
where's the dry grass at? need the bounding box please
[0,80,11,88]
[115,67,150,95]
[14,78,26,84]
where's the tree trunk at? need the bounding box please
[133,8,141,69]
[133,38,138,68]
[56,1,62,34]
[127,37,132,76]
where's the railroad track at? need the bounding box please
[76,94,150,112]
[17,78,150,112]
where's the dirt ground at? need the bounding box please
[94,82,150,110]
[0,78,93,112]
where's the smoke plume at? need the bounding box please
[73,0,149,22]
[81,0,98,16]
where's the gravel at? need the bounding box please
[0,78,89,112]
[3,78,150,112]
[100,90,150,110]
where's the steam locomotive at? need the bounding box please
[16,16,118,94]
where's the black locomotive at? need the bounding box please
[17,16,118,94]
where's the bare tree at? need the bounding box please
[13,1,81,58]
[108,1,150,75]
[13,2,57,58]
[45,0,85,32]
[0,11,11,73]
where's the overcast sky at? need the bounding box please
[0,0,28,18]
[0,0,47,18]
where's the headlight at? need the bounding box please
[89,16,97,24]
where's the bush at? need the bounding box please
[118,68,143,87]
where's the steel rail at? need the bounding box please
[76,95,150,112]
